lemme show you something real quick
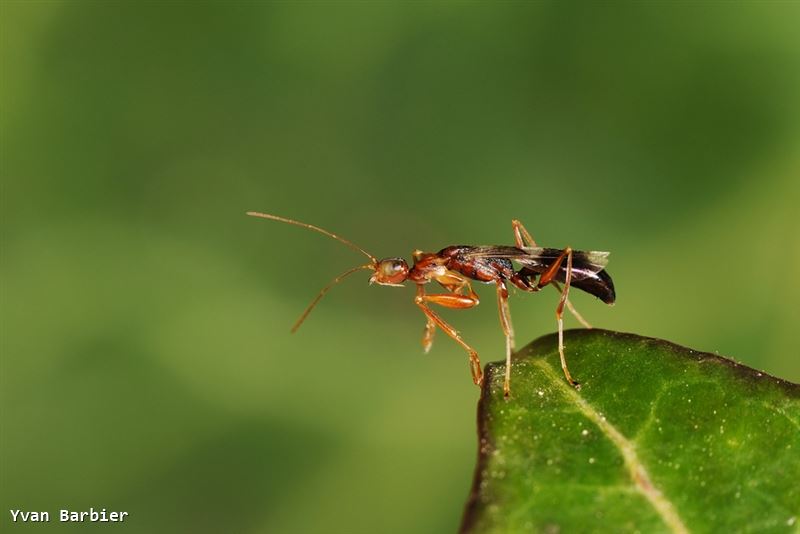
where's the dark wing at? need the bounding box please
[460,245,615,303]
[462,246,609,279]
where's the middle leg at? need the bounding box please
[495,280,516,398]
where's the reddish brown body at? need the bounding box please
[419,246,517,284]
[411,245,615,303]
[247,212,615,397]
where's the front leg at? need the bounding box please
[414,285,483,386]
[422,270,475,354]
[435,270,474,295]
[422,316,436,354]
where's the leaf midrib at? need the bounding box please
[535,359,690,534]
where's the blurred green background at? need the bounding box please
[2,2,799,533]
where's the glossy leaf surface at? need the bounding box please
[462,330,800,533]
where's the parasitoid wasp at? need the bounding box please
[247,211,615,397]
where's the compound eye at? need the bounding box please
[382,260,402,276]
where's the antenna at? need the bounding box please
[246,211,377,264]
[247,211,380,330]
[290,263,375,333]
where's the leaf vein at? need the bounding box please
[534,359,690,534]
[765,404,800,432]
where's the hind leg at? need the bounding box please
[513,220,590,329]
[512,219,537,248]
[538,248,580,388]
[550,281,592,329]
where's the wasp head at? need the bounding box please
[370,258,409,286]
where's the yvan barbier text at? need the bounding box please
[9,508,128,523]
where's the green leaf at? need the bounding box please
[461,330,800,534]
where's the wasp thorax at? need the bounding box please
[372,258,409,285]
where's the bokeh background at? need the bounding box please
[2,2,799,533]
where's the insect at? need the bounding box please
[247,211,615,397]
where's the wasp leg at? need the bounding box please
[422,316,436,353]
[424,272,474,352]
[414,285,483,386]
[513,220,590,329]
[495,280,516,398]
[551,281,592,329]
[433,270,473,295]
[512,219,590,330]
[512,218,587,327]
[538,248,580,388]
[512,219,538,248]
